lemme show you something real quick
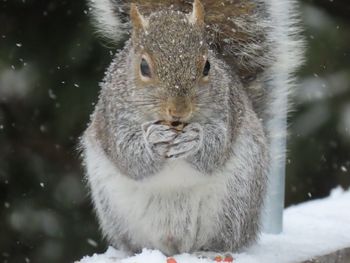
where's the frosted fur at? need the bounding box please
[87,0,272,78]
[83,102,267,254]
[82,0,303,256]
[88,0,127,41]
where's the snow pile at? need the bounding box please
[78,187,350,263]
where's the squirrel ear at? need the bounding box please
[130,3,148,32]
[188,0,205,27]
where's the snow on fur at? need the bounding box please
[78,187,350,263]
[88,0,127,41]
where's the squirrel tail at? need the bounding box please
[87,0,128,42]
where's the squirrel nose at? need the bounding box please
[165,97,192,121]
[166,104,192,121]
[167,108,186,120]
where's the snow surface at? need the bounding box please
[78,187,350,263]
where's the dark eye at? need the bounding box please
[140,58,151,78]
[203,60,210,77]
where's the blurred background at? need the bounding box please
[0,0,349,262]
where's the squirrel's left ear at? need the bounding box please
[188,0,205,27]
[130,3,148,33]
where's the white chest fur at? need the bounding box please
[84,138,226,253]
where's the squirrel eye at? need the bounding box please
[140,58,151,78]
[203,60,210,77]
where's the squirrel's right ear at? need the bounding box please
[130,3,148,35]
[188,0,205,27]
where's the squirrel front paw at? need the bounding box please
[166,123,203,159]
[142,121,178,158]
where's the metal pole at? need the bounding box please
[262,113,287,234]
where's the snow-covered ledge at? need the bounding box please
[77,187,350,263]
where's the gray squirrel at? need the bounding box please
[81,0,303,256]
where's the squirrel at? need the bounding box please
[81,0,303,256]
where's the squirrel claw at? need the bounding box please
[142,121,179,158]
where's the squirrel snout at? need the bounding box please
[167,108,190,120]
[165,98,192,121]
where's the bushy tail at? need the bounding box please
[88,0,129,42]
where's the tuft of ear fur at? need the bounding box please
[130,3,148,32]
[188,0,204,27]
[87,0,127,43]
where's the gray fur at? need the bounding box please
[82,0,303,256]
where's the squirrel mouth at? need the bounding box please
[170,121,182,127]
[155,120,188,132]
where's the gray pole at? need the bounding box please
[262,112,287,234]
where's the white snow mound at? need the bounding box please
[78,187,350,263]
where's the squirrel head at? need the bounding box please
[129,0,213,122]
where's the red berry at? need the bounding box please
[223,256,234,262]
[167,257,177,263]
[214,256,223,262]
